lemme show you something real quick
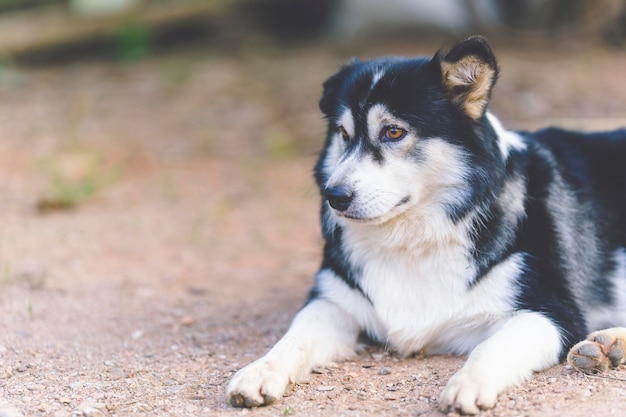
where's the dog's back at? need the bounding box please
[516,128,626,337]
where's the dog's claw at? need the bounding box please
[228,390,275,408]
[228,393,247,408]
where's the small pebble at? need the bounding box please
[165,385,184,394]
[73,401,106,417]
[316,385,335,392]
[68,382,84,391]
[0,408,24,417]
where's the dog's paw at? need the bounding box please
[439,368,498,415]
[567,327,626,373]
[226,358,290,408]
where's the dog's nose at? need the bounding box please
[323,186,353,212]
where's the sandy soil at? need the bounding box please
[0,37,625,417]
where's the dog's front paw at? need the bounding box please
[439,368,498,415]
[567,327,626,373]
[226,358,290,408]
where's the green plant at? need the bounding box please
[115,22,150,61]
[36,150,118,213]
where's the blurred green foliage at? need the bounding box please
[114,22,151,61]
[36,150,119,213]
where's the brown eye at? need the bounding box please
[338,126,350,140]
[383,126,406,141]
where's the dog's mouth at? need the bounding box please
[394,195,412,208]
[332,195,412,224]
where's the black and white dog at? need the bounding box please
[227,36,626,414]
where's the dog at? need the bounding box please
[226,36,626,414]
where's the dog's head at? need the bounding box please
[315,36,505,226]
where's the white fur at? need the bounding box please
[344,221,525,356]
[611,249,626,323]
[320,107,350,189]
[543,158,606,330]
[326,150,415,222]
[371,69,384,89]
[226,299,360,406]
[326,104,470,224]
[586,248,626,329]
[487,112,526,159]
[338,107,355,137]
[367,103,400,139]
[322,132,344,180]
[439,311,562,414]
[316,269,387,341]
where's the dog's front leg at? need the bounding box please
[226,298,360,407]
[439,311,563,415]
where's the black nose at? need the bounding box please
[323,186,353,212]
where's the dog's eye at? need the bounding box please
[382,126,407,141]
[338,126,350,140]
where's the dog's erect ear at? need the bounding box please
[436,36,499,120]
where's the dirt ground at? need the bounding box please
[0,36,625,417]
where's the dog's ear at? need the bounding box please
[436,36,499,120]
[319,72,341,116]
[319,59,362,116]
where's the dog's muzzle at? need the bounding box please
[323,186,353,212]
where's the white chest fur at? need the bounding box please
[338,213,523,357]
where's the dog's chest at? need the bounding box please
[348,233,522,356]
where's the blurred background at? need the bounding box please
[2,0,626,61]
[0,0,624,210]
